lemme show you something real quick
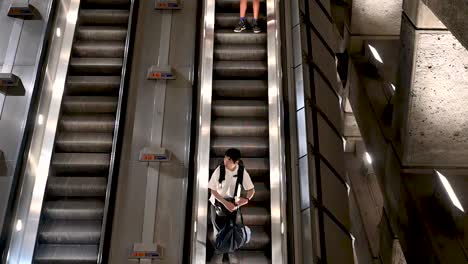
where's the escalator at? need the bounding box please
[208,0,271,262]
[33,0,132,262]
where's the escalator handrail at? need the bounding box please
[190,0,216,262]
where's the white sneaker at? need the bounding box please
[228,253,240,264]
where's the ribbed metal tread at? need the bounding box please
[69,58,123,75]
[52,153,110,174]
[59,114,115,133]
[73,41,125,58]
[43,200,104,220]
[212,118,268,137]
[250,182,269,202]
[241,207,270,226]
[55,133,113,153]
[232,251,270,264]
[214,44,266,61]
[213,80,267,99]
[211,137,269,157]
[214,61,267,78]
[82,0,130,8]
[80,9,129,26]
[62,96,117,113]
[47,177,107,197]
[212,100,267,117]
[66,76,121,95]
[34,244,98,264]
[77,26,127,41]
[38,220,101,244]
[215,30,267,45]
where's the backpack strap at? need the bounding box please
[233,164,244,198]
[218,163,226,184]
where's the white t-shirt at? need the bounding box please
[208,164,254,205]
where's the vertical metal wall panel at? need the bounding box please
[308,0,334,49]
[310,31,338,93]
[301,207,314,263]
[297,108,308,158]
[299,155,311,210]
[320,161,350,229]
[294,66,305,110]
[315,72,342,131]
[324,215,354,264]
[292,25,303,68]
[286,0,353,262]
[317,115,346,179]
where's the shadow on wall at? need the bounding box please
[0,150,6,176]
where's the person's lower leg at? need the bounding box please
[240,0,247,19]
[253,0,260,20]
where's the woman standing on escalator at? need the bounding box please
[234,0,261,34]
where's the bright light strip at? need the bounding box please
[342,137,347,151]
[436,171,464,212]
[368,44,383,63]
[390,83,396,91]
[38,114,44,125]
[15,220,22,231]
[56,27,61,37]
[364,152,372,164]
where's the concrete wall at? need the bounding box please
[287,0,354,263]
[422,0,468,49]
[107,1,197,263]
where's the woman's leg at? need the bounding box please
[253,0,260,20]
[240,0,248,18]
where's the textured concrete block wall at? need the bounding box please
[290,0,353,263]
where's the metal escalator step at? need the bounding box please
[210,158,269,178]
[213,100,267,117]
[59,114,114,133]
[241,207,270,226]
[211,137,268,157]
[215,30,267,45]
[77,26,127,41]
[82,0,130,8]
[47,177,107,197]
[63,96,117,113]
[215,44,266,61]
[214,61,267,78]
[66,76,121,95]
[43,200,104,220]
[212,118,268,137]
[213,80,267,99]
[52,153,110,174]
[38,220,101,244]
[233,251,270,264]
[73,41,125,58]
[242,226,270,250]
[80,9,129,26]
[249,182,269,202]
[34,244,98,264]
[55,133,113,153]
[216,13,265,29]
[69,58,123,75]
